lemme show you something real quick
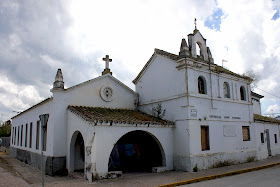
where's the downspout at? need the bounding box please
[247,83,252,123]
[208,60,214,108]
[185,59,189,106]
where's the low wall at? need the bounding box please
[0,137,10,148]
[9,147,67,176]
[188,150,257,171]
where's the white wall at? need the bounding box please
[52,74,138,157]
[136,55,186,104]
[10,99,54,156]
[252,99,262,115]
[254,122,280,160]
[67,110,174,180]
[136,54,254,171]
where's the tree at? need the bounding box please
[0,120,11,137]
[242,70,261,90]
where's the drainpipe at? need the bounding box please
[208,60,214,108]
[185,61,189,106]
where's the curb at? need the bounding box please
[157,162,280,187]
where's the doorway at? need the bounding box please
[108,130,165,173]
[70,131,85,173]
[266,129,272,156]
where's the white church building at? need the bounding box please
[10,29,280,181]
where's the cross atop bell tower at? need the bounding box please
[102,55,113,75]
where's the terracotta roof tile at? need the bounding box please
[254,114,280,124]
[132,49,179,84]
[68,106,174,126]
[154,48,179,61]
[133,48,251,84]
[212,65,252,81]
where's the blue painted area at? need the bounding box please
[272,9,279,20]
[204,8,224,31]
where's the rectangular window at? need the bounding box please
[201,126,210,151]
[12,127,14,145]
[14,127,16,145]
[25,124,28,147]
[43,124,47,151]
[17,127,20,146]
[20,125,23,146]
[261,133,264,143]
[13,127,15,145]
[36,121,40,150]
[275,134,278,143]
[242,126,250,141]
[29,122,33,148]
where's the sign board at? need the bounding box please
[190,109,197,117]
[223,125,236,137]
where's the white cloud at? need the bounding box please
[266,104,279,113]
[40,54,64,69]
[1,0,280,121]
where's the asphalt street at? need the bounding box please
[1,151,280,187]
[184,165,280,187]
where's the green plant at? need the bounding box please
[0,120,11,137]
[151,104,166,119]
[193,164,198,172]
[212,160,235,168]
[246,156,256,163]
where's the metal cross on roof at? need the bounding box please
[194,18,197,30]
[103,55,112,69]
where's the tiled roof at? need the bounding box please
[11,98,53,119]
[251,91,264,98]
[132,49,179,84]
[68,106,174,126]
[254,114,280,124]
[154,48,180,61]
[212,65,252,81]
[133,48,252,84]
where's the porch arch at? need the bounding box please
[69,131,85,173]
[108,130,166,172]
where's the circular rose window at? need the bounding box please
[100,86,114,102]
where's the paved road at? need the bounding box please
[0,167,29,187]
[183,165,280,187]
[1,151,280,187]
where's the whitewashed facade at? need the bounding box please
[10,29,280,181]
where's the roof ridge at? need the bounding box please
[133,48,179,84]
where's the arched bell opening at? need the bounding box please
[108,130,165,173]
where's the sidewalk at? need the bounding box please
[0,151,280,187]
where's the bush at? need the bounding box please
[212,160,235,168]
[246,156,256,163]
[0,120,11,137]
[193,164,198,172]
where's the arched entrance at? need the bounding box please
[108,130,165,172]
[70,131,85,173]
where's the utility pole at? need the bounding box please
[39,114,49,187]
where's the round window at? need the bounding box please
[100,86,114,102]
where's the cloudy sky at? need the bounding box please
[0,0,280,122]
